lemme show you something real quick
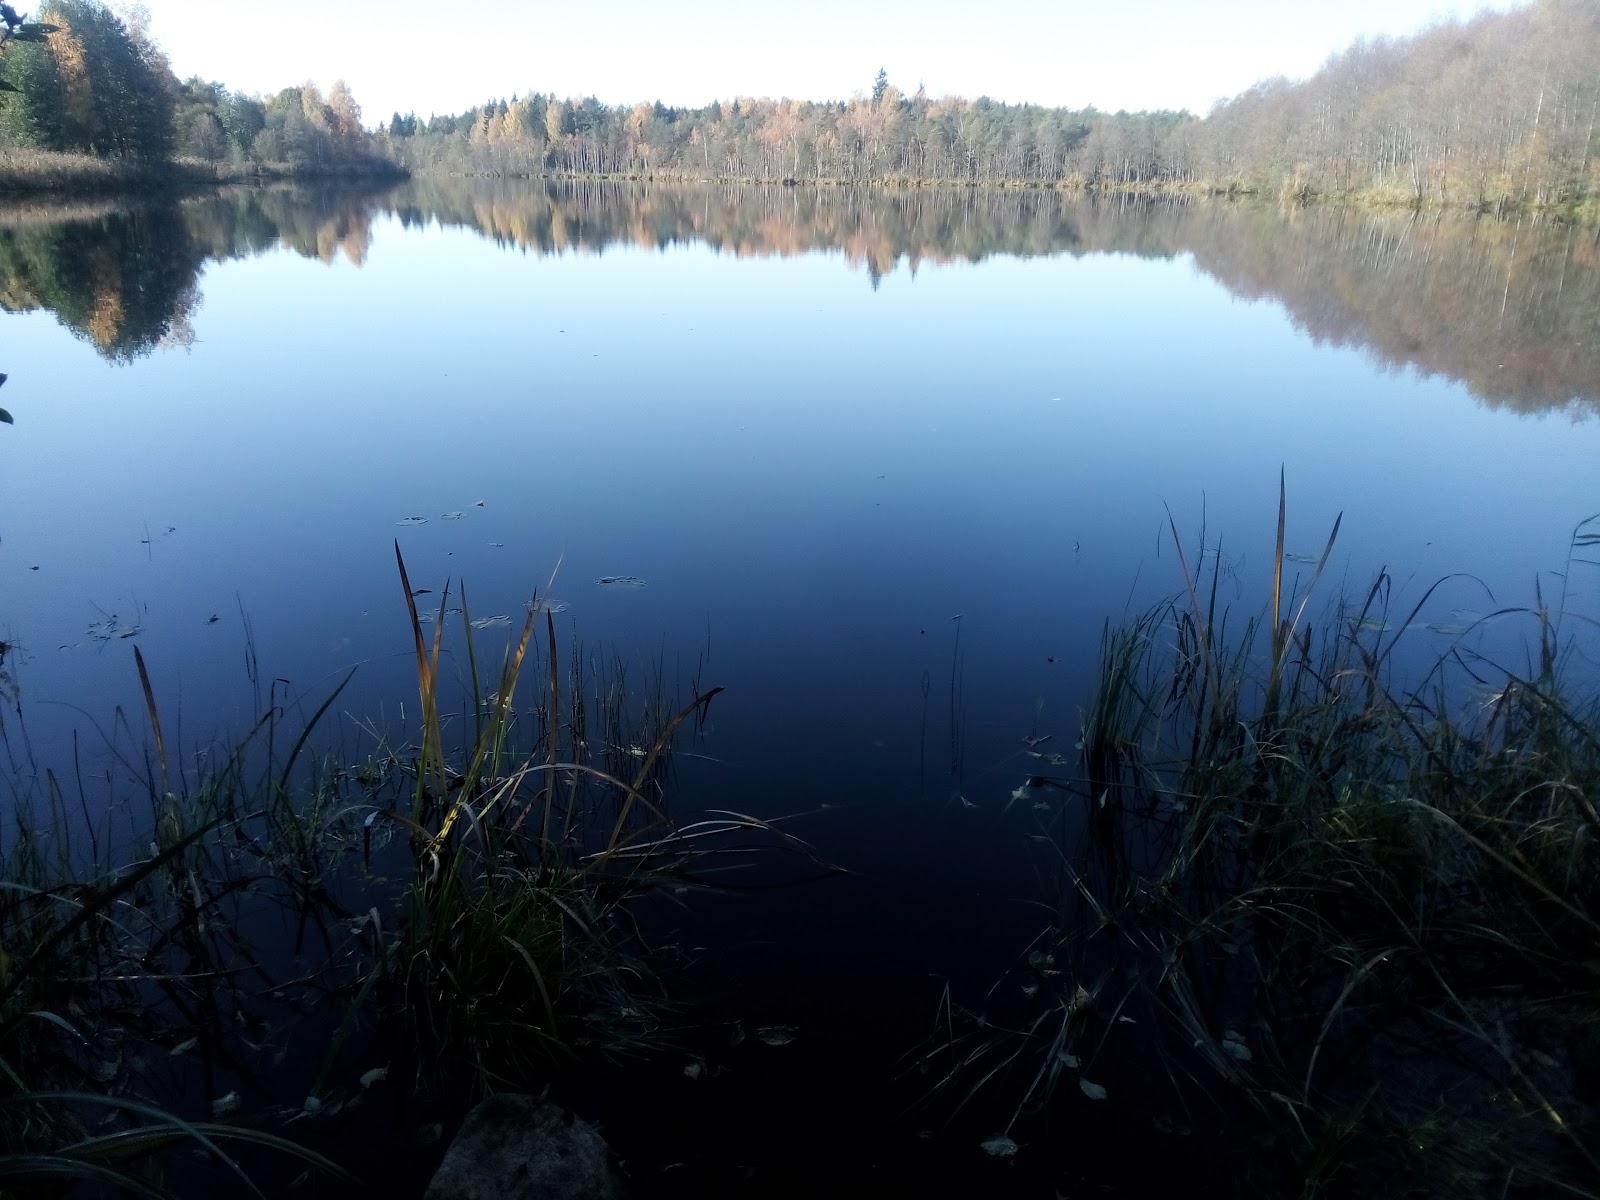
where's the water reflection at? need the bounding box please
[0,184,382,360]
[3,179,1597,415]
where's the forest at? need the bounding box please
[386,0,1598,211]
[0,0,1596,207]
[0,0,391,180]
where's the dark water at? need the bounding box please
[3,181,1600,1195]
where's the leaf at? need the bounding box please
[359,1067,387,1089]
[1078,1079,1107,1101]
[395,516,427,526]
[979,1134,1018,1157]
[756,1026,795,1047]
[440,511,465,520]
[0,408,12,424]
[211,1092,240,1117]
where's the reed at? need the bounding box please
[928,491,1600,1197]
[0,546,815,1191]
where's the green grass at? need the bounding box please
[926,482,1600,1197]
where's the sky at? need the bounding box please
[127,0,1520,123]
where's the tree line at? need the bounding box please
[0,0,389,173]
[386,0,1598,210]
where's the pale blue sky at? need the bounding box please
[131,0,1518,122]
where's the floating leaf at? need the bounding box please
[1284,552,1319,566]
[440,511,465,520]
[529,599,569,616]
[396,516,427,526]
[596,575,647,589]
[1078,1079,1107,1101]
[1424,620,1471,636]
[756,1026,795,1047]
[359,1067,388,1089]
[170,1038,198,1056]
[302,1096,323,1115]
[0,408,11,425]
[469,615,511,630]
[682,1061,703,1080]
[86,619,141,642]
[1353,617,1391,633]
[416,608,463,623]
[979,1135,1018,1157]
[1221,1030,1253,1061]
[1057,1051,1079,1068]
[212,1091,241,1117]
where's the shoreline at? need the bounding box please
[389,165,1600,222]
[0,149,408,200]
[0,150,1593,224]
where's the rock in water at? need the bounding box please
[424,1095,629,1200]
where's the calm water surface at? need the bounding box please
[3,181,1599,1194]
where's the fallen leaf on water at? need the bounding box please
[1079,1079,1107,1101]
[596,575,647,589]
[979,1135,1018,1157]
[683,1061,703,1080]
[212,1092,241,1117]
[396,516,427,526]
[360,1067,388,1089]
[470,615,511,630]
[441,511,465,521]
[756,1026,795,1047]
[170,1038,198,1057]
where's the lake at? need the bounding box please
[3,180,1599,1195]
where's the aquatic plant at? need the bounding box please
[0,545,816,1191]
[927,485,1600,1198]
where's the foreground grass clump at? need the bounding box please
[933,491,1600,1198]
[0,545,800,1193]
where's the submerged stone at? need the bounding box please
[424,1095,629,1200]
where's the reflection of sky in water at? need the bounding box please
[2,211,1598,805]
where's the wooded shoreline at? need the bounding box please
[5,153,1593,224]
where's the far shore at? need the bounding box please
[1,149,1594,224]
